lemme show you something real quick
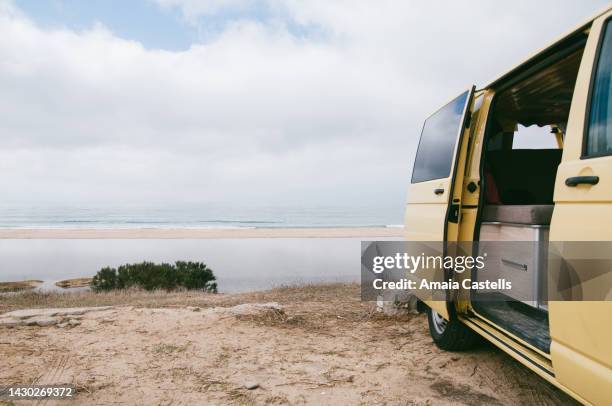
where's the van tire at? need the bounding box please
[427,308,480,351]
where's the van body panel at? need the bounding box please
[548,11,612,403]
[404,177,451,318]
[458,208,477,241]
[551,337,612,406]
[404,191,451,318]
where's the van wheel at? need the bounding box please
[427,308,480,351]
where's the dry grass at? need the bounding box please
[0,283,360,314]
[234,308,309,329]
[0,280,43,293]
[151,342,190,355]
[55,277,93,288]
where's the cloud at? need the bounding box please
[0,0,608,209]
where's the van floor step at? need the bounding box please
[473,298,551,353]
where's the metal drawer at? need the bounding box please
[479,222,548,308]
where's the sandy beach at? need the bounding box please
[0,284,575,405]
[0,227,404,239]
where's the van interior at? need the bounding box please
[472,42,585,353]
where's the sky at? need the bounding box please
[0,0,608,210]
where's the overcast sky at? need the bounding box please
[0,0,608,208]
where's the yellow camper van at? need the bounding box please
[405,6,612,404]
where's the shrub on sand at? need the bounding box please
[91,261,217,293]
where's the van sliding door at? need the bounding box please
[405,87,474,318]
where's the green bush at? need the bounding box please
[91,261,217,293]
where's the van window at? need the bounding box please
[586,21,612,157]
[512,125,559,149]
[411,91,469,183]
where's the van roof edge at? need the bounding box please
[482,5,612,91]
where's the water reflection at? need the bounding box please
[0,238,377,293]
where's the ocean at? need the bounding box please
[0,203,404,229]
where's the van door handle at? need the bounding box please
[434,188,444,195]
[565,175,599,187]
[501,258,528,271]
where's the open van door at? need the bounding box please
[548,12,612,404]
[405,87,474,318]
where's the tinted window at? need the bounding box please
[586,21,612,157]
[411,91,469,183]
